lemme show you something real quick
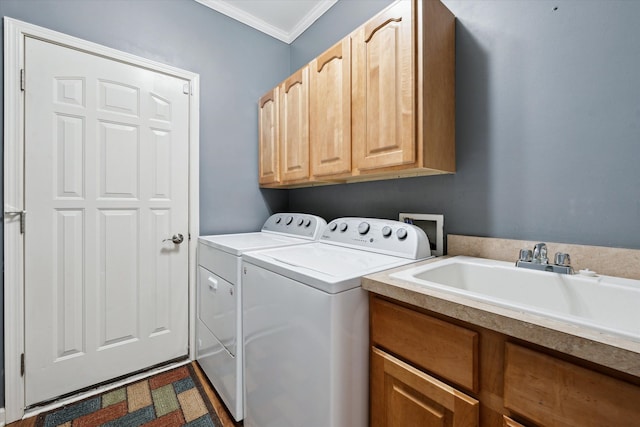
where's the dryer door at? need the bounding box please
[198,266,237,355]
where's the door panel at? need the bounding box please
[24,36,189,405]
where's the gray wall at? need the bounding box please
[289,0,640,251]
[0,0,290,405]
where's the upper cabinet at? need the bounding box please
[258,0,455,188]
[258,88,279,186]
[309,38,352,180]
[352,0,416,173]
[259,66,311,187]
[280,66,310,184]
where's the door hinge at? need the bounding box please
[182,82,190,95]
[20,69,25,91]
[20,353,25,376]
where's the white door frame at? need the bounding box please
[3,17,200,423]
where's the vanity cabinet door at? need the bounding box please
[258,87,280,185]
[504,343,640,426]
[352,0,416,173]
[309,37,352,179]
[279,66,310,183]
[371,347,479,427]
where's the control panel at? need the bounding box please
[321,218,431,259]
[261,213,327,240]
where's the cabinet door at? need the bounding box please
[352,0,415,173]
[279,66,309,183]
[309,38,351,178]
[371,347,478,427]
[258,87,279,185]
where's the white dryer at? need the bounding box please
[197,213,326,421]
[242,217,431,427]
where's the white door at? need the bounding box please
[23,37,190,405]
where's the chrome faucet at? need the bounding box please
[532,243,548,264]
[516,242,573,274]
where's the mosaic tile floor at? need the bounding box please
[35,365,222,427]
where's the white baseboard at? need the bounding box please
[0,407,6,427]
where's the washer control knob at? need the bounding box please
[381,226,392,237]
[275,217,282,224]
[304,219,311,227]
[396,228,408,240]
[329,223,338,232]
[358,222,370,235]
[285,216,293,225]
[297,218,304,226]
[339,222,348,232]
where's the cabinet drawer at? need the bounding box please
[504,343,640,426]
[370,296,478,391]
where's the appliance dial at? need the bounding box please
[304,219,311,227]
[396,228,408,240]
[297,218,304,226]
[329,223,338,232]
[275,217,282,224]
[381,226,392,237]
[286,216,293,225]
[339,223,348,232]
[358,222,370,235]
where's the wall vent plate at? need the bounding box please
[398,213,444,257]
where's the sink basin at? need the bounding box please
[390,256,640,342]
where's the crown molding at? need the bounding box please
[195,0,338,44]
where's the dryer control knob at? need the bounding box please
[275,217,282,224]
[396,228,408,240]
[339,223,348,232]
[286,216,293,225]
[358,222,370,235]
[297,218,304,226]
[329,223,338,232]
[304,219,311,227]
[381,226,392,237]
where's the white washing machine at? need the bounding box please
[242,217,431,427]
[197,213,326,421]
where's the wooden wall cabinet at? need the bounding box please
[258,66,311,187]
[258,87,279,186]
[279,66,310,184]
[309,38,352,180]
[352,0,455,179]
[370,294,640,427]
[258,0,456,188]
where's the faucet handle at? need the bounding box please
[518,248,533,262]
[533,242,548,264]
[554,252,571,267]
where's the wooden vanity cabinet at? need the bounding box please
[369,294,640,427]
[504,343,640,426]
[309,38,352,180]
[370,295,479,427]
[371,347,478,427]
[351,0,455,179]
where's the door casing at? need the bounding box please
[3,17,200,423]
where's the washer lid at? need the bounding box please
[242,243,422,294]
[199,232,310,256]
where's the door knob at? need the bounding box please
[163,233,184,244]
